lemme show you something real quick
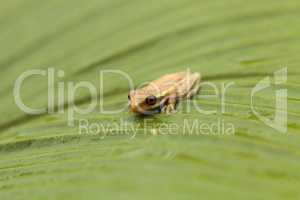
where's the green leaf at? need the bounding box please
[0,0,300,199]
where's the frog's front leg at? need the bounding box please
[160,95,178,114]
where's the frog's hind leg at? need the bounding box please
[186,82,201,99]
[181,72,201,99]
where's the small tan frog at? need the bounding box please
[128,71,201,114]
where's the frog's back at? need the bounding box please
[146,71,201,97]
[151,71,187,86]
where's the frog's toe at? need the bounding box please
[162,104,176,114]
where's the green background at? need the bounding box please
[0,0,299,199]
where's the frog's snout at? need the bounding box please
[129,100,140,113]
[130,104,139,113]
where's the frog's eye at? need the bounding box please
[145,95,157,106]
[128,94,131,100]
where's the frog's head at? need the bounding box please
[128,89,165,114]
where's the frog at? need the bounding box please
[128,71,201,115]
